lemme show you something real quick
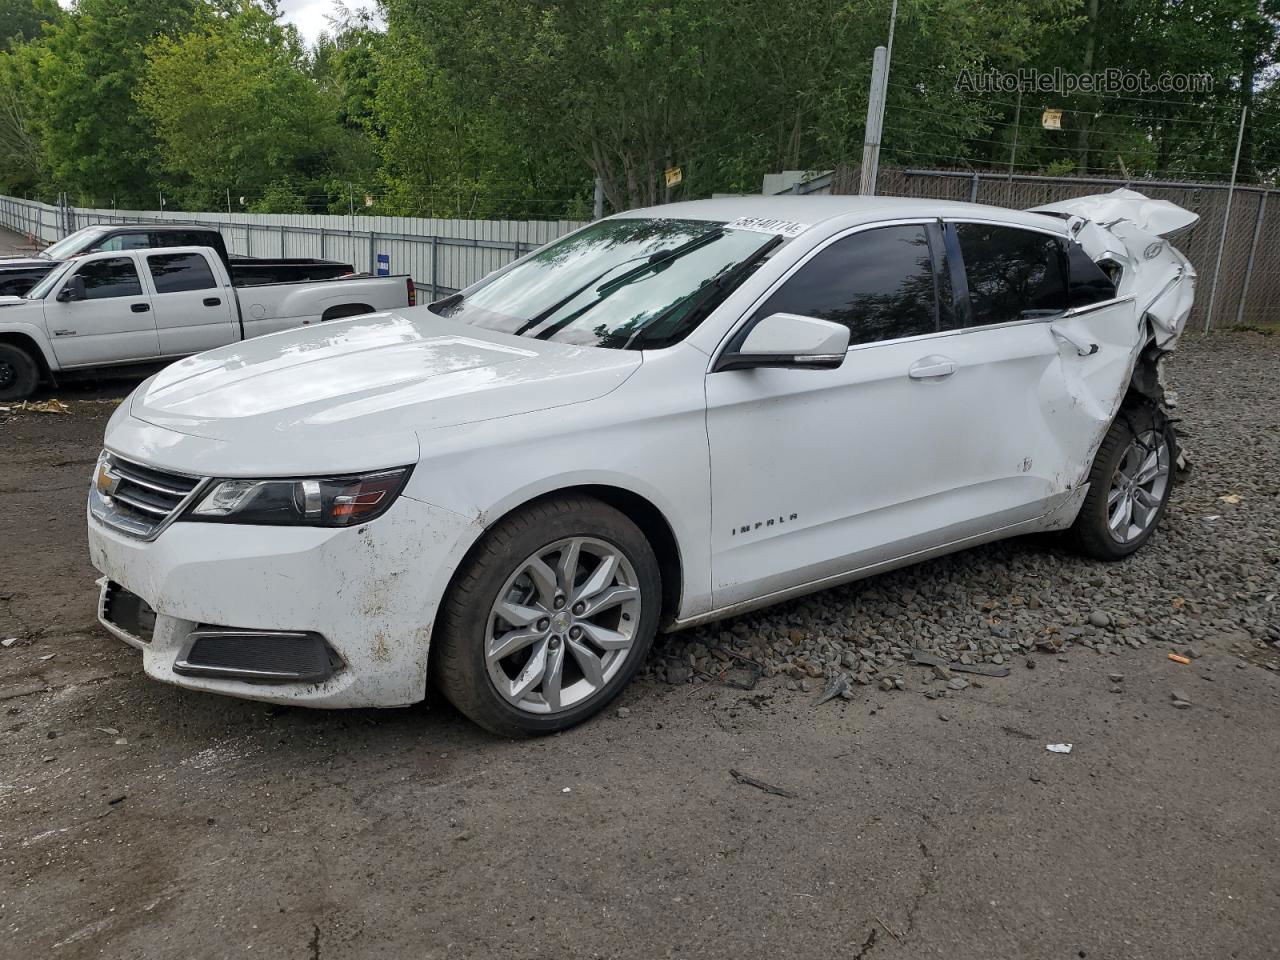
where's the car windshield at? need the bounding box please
[41,227,106,260]
[25,264,67,300]
[429,218,782,349]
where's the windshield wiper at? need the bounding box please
[621,233,784,349]
[514,227,726,337]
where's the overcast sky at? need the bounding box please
[276,0,380,45]
[56,0,381,47]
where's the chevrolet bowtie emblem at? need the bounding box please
[95,461,120,498]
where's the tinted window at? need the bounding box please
[96,232,153,252]
[1066,240,1117,307]
[752,224,939,345]
[148,252,216,293]
[954,224,1067,326]
[156,231,214,248]
[73,258,143,300]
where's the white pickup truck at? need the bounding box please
[0,246,415,400]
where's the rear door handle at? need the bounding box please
[203,297,221,307]
[130,302,150,313]
[908,355,957,380]
[1050,323,1099,356]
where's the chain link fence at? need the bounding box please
[825,164,1276,330]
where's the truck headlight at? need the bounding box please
[186,467,412,527]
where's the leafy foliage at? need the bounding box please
[0,0,1274,217]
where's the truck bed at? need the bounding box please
[228,257,355,286]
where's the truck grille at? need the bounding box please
[89,452,207,540]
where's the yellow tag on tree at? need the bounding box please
[1041,109,1063,130]
[664,167,683,188]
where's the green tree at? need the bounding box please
[373,0,1079,217]
[0,41,43,194]
[138,0,368,210]
[0,0,60,51]
[32,0,195,205]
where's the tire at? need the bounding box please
[433,494,661,737]
[0,342,39,402]
[1067,405,1175,560]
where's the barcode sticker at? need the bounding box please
[726,217,810,238]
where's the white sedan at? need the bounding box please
[87,191,1197,735]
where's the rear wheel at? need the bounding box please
[0,343,39,402]
[433,495,660,736]
[1068,406,1174,560]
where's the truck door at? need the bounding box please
[143,250,238,356]
[42,255,159,368]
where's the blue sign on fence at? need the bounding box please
[376,253,390,276]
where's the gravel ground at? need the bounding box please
[1,269,1278,959]
[653,333,1280,694]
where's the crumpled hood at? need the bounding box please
[1032,189,1198,349]
[1031,188,1200,237]
[125,309,641,476]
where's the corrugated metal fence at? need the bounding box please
[825,165,1278,330]
[0,196,588,298]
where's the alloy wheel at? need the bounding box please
[485,536,642,715]
[1106,429,1170,544]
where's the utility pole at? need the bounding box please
[1203,106,1247,333]
[226,188,232,215]
[859,46,889,195]
[593,177,605,220]
[1006,88,1022,205]
[858,1,898,196]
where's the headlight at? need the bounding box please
[186,467,412,527]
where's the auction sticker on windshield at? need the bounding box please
[726,217,810,238]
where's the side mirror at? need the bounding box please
[716,313,850,372]
[56,276,86,302]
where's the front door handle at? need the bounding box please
[130,302,150,313]
[908,355,957,380]
[1050,323,1099,356]
[203,297,221,307]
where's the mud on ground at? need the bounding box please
[1,334,1278,960]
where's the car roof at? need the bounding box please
[102,223,216,232]
[616,194,1064,234]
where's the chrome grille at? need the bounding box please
[89,452,207,540]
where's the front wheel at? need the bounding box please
[1067,406,1175,560]
[0,342,39,402]
[433,495,660,736]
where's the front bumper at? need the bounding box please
[87,494,477,708]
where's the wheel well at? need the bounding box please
[469,485,684,627]
[0,332,51,380]
[1126,333,1168,408]
[321,303,374,322]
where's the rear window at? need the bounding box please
[953,224,1067,326]
[95,233,154,252]
[1066,241,1117,307]
[147,252,217,293]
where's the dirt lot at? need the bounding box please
[1,267,1279,956]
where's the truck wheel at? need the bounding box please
[1067,406,1175,560]
[0,343,39,402]
[433,495,660,737]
